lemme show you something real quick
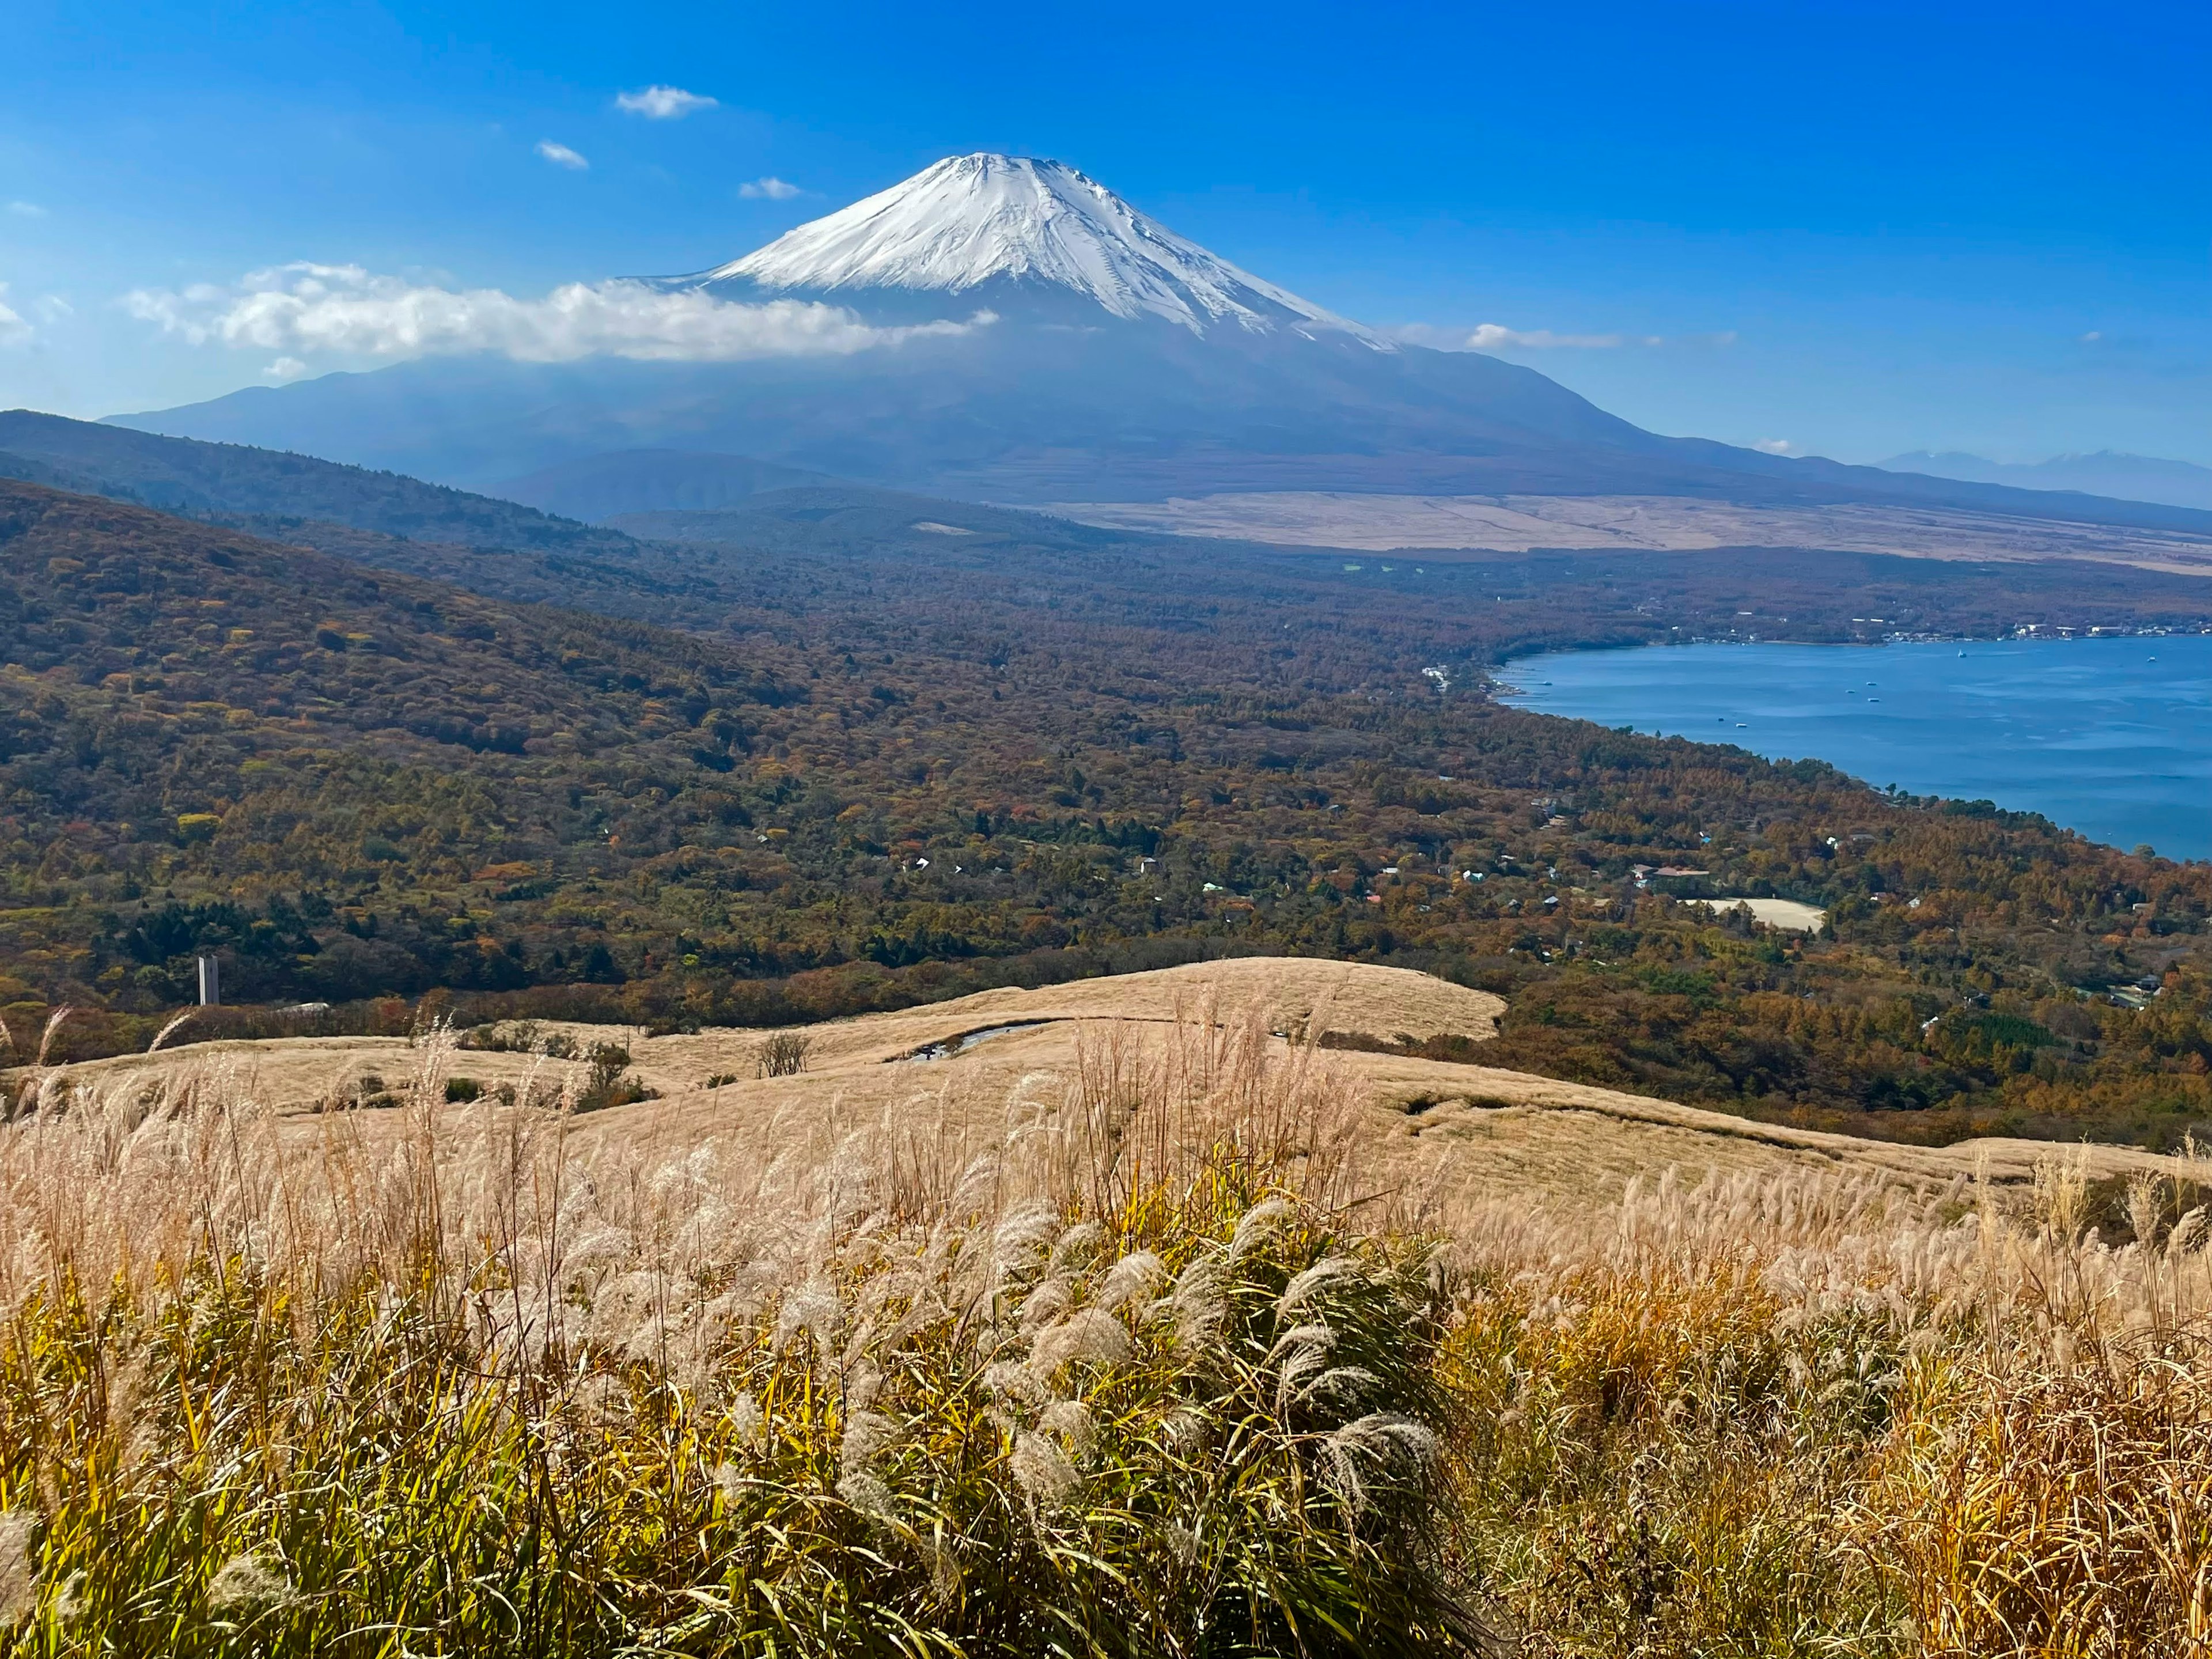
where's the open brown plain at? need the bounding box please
[1050,491,2212,574]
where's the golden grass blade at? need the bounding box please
[33,1006,71,1068]
[146,1009,199,1055]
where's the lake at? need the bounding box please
[1498,635,2212,861]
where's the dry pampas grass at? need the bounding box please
[0,1005,2210,1653]
[0,1013,1477,1656]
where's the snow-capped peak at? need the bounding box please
[684,153,1375,340]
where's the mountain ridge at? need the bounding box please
[1880,449,2212,513]
[14,470,2212,1152]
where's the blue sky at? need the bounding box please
[1,0,2206,465]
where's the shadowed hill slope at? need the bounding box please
[493,449,843,522]
[0,408,631,554]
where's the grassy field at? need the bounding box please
[3,969,2212,1653]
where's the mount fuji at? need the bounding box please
[681,153,1377,341]
[111,155,2212,536]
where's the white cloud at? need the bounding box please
[738,176,803,200]
[266,356,308,379]
[0,286,31,347]
[33,294,71,323]
[1752,438,1794,454]
[1468,322,1654,350]
[536,140,589,171]
[1394,322,1734,352]
[123,262,988,366]
[6,200,46,218]
[615,85,717,119]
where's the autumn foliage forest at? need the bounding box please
[6,456,2212,1147]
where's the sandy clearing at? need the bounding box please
[1688,896,1828,933]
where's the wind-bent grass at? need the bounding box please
[5,1016,2212,1654]
[0,1020,1482,1656]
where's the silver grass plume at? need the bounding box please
[1039,1397,1096,1460]
[840,1408,898,1475]
[0,1510,33,1623]
[1098,1249,1166,1310]
[1012,1430,1080,1510]
[1228,1198,1295,1263]
[1030,1309,1130,1378]
[1320,1413,1441,1520]
[1276,1255,1364,1320]
[1169,1257,1225,1348]
[206,1551,294,1616]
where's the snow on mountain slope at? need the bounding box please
[679,153,1378,341]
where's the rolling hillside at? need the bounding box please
[0,476,800,1010]
[10,474,2212,1146]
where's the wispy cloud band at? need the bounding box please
[1393,321,1737,351]
[1467,322,1656,349]
[536,140,589,170]
[122,263,987,365]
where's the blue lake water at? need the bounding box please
[1498,637,2212,862]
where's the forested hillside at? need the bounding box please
[8,471,2212,1146]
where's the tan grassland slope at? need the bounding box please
[1051,491,2212,576]
[28,957,2195,1202]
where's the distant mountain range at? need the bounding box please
[101,154,2212,538]
[1878,450,2212,513]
